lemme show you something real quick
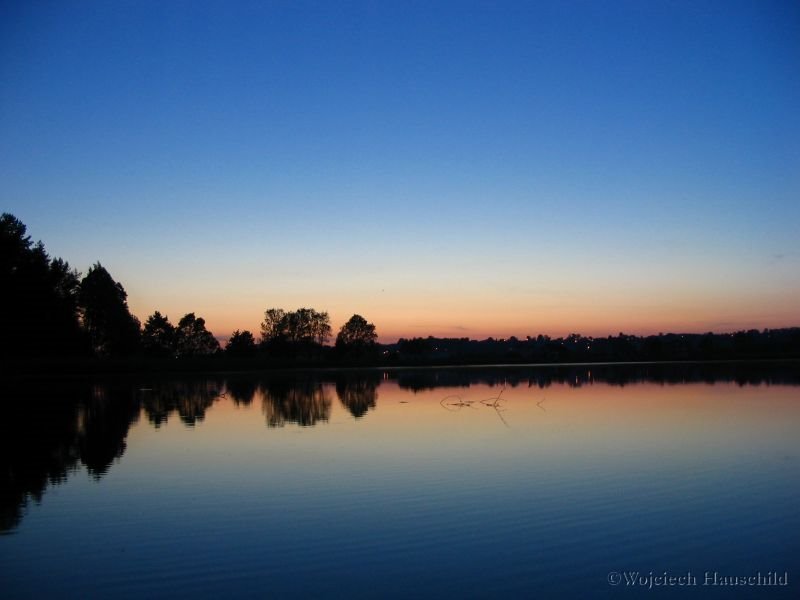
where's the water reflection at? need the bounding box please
[140,380,223,427]
[335,372,380,418]
[260,377,332,427]
[1,362,798,533]
[78,384,140,478]
[1,382,82,531]
[0,381,140,530]
[224,378,258,406]
[393,361,800,390]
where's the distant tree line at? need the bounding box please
[392,329,800,363]
[2,213,797,366]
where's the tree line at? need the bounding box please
[391,328,800,363]
[2,212,797,365]
[1,213,378,360]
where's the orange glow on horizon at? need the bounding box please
[127,280,800,344]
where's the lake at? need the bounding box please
[2,363,799,598]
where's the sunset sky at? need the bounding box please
[2,1,798,342]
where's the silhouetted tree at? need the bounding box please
[336,314,378,355]
[175,313,220,357]
[78,263,141,356]
[226,330,256,356]
[397,337,434,355]
[260,308,287,343]
[259,307,332,349]
[142,311,176,357]
[285,308,331,344]
[46,258,87,354]
[0,213,86,357]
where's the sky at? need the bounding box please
[2,1,799,342]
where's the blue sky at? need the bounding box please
[2,1,798,340]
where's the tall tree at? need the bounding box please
[309,309,332,345]
[260,307,331,346]
[0,213,86,357]
[44,257,86,355]
[142,311,176,357]
[225,330,257,356]
[260,308,287,344]
[175,313,220,357]
[336,314,378,354]
[78,263,141,356]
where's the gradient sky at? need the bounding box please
[2,1,798,342]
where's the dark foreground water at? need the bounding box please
[2,363,799,598]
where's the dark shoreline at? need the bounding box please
[5,355,800,383]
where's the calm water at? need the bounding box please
[2,364,799,598]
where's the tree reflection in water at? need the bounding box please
[224,378,258,406]
[2,362,798,532]
[78,384,140,478]
[1,380,140,529]
[140,380,223,427]
[260,378,331,427]
[334,372,380,419]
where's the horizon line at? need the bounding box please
[214,324,800,345]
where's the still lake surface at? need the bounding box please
[2,363,799,598]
